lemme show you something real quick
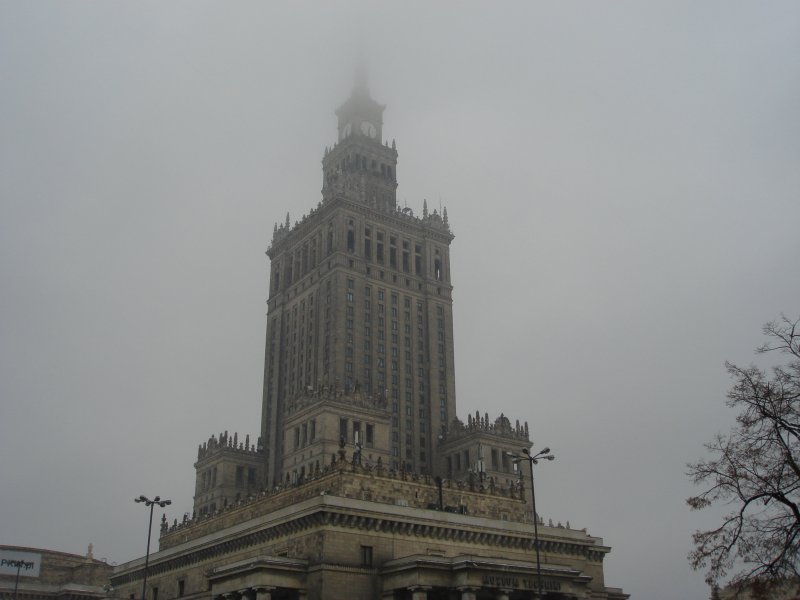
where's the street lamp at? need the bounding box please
[506,447,555,599]
[11,559,31,600]
[134,495,171,600]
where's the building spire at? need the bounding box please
[354,52,368,95]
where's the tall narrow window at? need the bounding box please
[366,424,374,445]
[360,545,373,567]
[389,237,397,268]
[236,466,244,487]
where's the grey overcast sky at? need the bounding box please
[1,2,799,599]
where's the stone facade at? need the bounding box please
[113,463,625,600]
[113,76,628,600]
[194,432,263,516]
[0,545,113,600]
[281,391,392,484]
[260,77,457,488]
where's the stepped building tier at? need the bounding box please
[112,74,628,600]
[261,77,457,489]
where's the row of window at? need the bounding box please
[445,446,517,476]
[271,220,446,296]
[291,419,317,450]
[339,418,375,446]
[200,472,254,497]
[199,466,217,491]
[235,465,257,487]
[329,151,394,180]
[345,279,450,467]
[140,578,184,600]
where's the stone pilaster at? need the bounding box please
[409,586,432,600]
[254,587,276,600]
[457,587,478,600]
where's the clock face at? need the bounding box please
[341,122,352,139]
[360,121,377,138]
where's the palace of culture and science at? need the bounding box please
[111,76,627,600]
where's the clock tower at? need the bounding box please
[322,73,398,212]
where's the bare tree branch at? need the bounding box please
[687,316,800,589]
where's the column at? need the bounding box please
[496,590,512,600]
[254,587,276,600]
[457,588,478,600]
[408,586,431,600]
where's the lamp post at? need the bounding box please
[506,447,554,599]
[134,495,171,600]
[12,560,25,600]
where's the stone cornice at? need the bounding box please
[268,196,453,258]
[111,493,610,587]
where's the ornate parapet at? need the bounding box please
[197,430,261,462]
[268,196,452,255]
[161,454,537,549]
[283,388,388,417]
[443,411,530,443]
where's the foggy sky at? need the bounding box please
[1,3,799,600]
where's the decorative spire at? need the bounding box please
[423,199,429,218]
[354,52,368,94]
[285,212,290,228]
[443,207,449,227]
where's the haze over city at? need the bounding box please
[1,3,799,600]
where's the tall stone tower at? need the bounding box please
[260,76,456,488]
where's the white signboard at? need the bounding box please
[0,550,41,578]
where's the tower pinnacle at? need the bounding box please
[354,54,368,95]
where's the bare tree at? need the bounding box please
[688,315,800,589]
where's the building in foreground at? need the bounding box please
[111,76,627,600]
[0,545,112,600]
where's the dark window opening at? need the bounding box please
[236,466,244,487]
[347,230,355,252]
[361,545,373,567]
